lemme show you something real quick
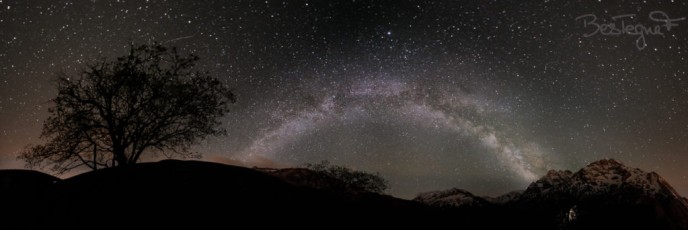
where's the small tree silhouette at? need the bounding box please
[20,43,235,173]
[305,161,389,194]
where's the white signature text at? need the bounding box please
[575,11,685,50]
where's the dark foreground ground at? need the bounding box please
[1,160,686,229]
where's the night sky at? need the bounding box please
[1,0,688,199]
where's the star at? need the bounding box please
[1,0,687,199]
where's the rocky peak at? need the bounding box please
[484,190,523,204]
[585,158,625,168]
[571,159,670,195]
[525,169,573,193]
[544,169,573,181]
[577,158,634,181]
[413,188,488,207]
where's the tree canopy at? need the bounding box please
[305,161,389,194]
[20,43,235,173]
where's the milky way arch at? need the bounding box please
[238,78,553,187]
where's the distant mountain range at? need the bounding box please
[1,159,686,229]
[414,159,688,229]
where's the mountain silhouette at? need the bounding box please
[415,159,688,229]
[2,160,429,229]
[2,159,687,229]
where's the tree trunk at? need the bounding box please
[93,144,97,170]
[113,147,128,167]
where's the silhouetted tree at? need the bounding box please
[20,43,235,173]
[305,161,389,194]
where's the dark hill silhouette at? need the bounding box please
[1,170,61,230]
[0,169,60,191]
[5,159,688,229]
[259,167,371,194]
[8,160,430,229]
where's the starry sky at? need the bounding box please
[1,0,688,199]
